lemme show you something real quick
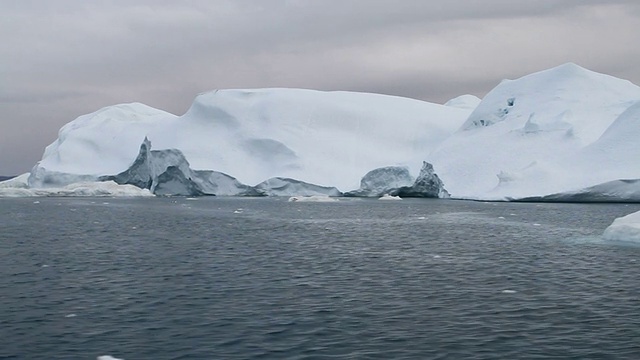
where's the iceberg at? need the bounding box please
[288,195,339,202]
[0,173,29,189]
[0,181,153,197]
[603,211,640,242]
[14,63,640,201]
[516,179,640,203]
[255,177,341,197]
[347,162,449,198]
[390,162,449,198]
[99,137,260,196]
[428,63,640,200]
[29,89,471,193]
[379,194,402,201]
[345,166,414,197]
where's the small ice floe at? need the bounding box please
[102,202,110,205]
[288,196,338,202]
[510,213,517,216]
[533,223,541,226]
[233,209,244,214]
[378,194,402,201]
[185,197,198,201]
[65,313,77,318]
[33,201,40,204]
[41,264,49,268]
[97,356,124,360]
[603,210,640,243]
[433,255,442,259]
[501,290,517,294]
[131,226,137,230]
[498,216,505,219]
[417,216,427,220]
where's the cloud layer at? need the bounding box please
[2,0,639,174]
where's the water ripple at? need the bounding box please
[1,198,639,359]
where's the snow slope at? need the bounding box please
[428,63,640,199]
[31,89,471,191]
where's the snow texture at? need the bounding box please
[429,63,640,200]
[19,63,640,201]
[100,137,259,196]
[603,211,640,242]
[345,166,414,197]
[255,177,341,197]
[0,181,153,197]
[0,173,29,189]
[516,179,640,203]
[444,94,482,110]
[31,89,470,192]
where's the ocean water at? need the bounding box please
[1,197,639,359]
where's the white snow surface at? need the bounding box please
[25,63,640,200]
[444,94,482,110]
[33,89,471,192]
[379,194,403,201]
[0,180,153,197]
[0,173,29,189]
[603,211,640,243]
[428,63,640,199]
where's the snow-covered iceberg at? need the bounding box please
[0,180,153,197]
[29,89,470,194]
[428,63,640,200]
[346,162,448,198]
[603,211,640,242]
[99,137,259,196]
[345,166,414,197]
[255,177,341,197]
[13,63,640,201]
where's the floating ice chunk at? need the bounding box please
[288,195,338,202]
[378,194,402,201]
[65,314,77,318]
[0,181,153,198]
[97,356,124,360]
[603,210,640,242]
[502,290,517,294]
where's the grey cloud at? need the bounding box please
[1,1,639,175]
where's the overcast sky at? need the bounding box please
[1,0,639,175]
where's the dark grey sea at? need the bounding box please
[1,197,639,359]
